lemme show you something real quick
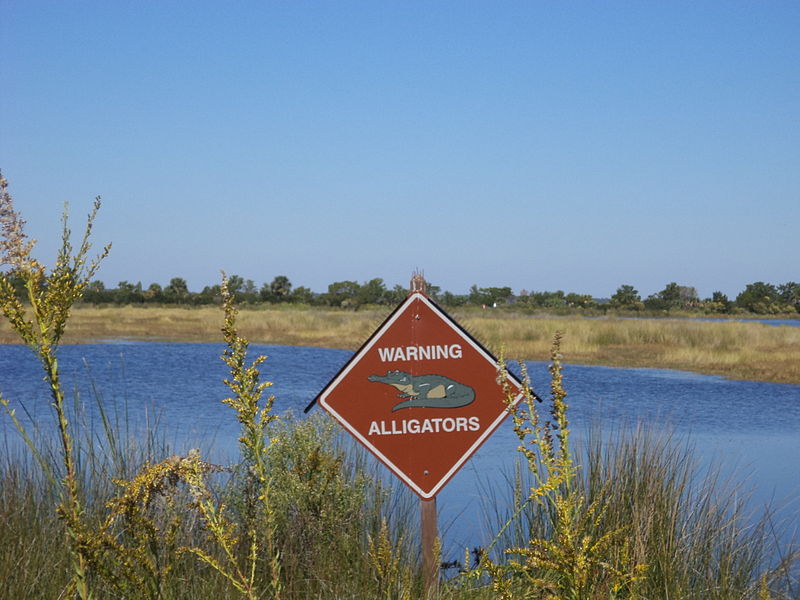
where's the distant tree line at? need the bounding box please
[30,275,794,315]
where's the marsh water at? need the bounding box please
[2,341,799,557]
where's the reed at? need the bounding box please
[457,312,800,384]
[0,181,424,598]
[472,337,800,600]
[1,177,110,600]
[0,303,389,349]
[0,403,425,599]
[4,305,798,384]
[478,426,800,599]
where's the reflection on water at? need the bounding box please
[2,342,799,556]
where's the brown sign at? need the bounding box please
[318,291,523,498]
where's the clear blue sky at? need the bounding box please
[2,1,798,299]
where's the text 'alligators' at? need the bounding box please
[368,416,481,436]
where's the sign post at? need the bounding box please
[312,274,523,592]
[420,495,438,595]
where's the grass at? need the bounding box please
[0,303,388,348]
[458,311,800,385]
[0,411,425,600]
[3,304,799,384]
[480,424,800,600]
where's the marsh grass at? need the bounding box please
[470,339,799,600]
[0,303,391,348]
[0,405,427,599]
[4,305,798,384]
[458,312,800,384]
[481,426,800,599]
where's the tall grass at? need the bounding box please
[5,411,797,598]
[468,338,799,599]
[458,312,800,384]
[0,303,390,348]
[4,304,799,384]
[0,408,423,599]
[481,425,799,599]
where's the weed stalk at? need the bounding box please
[472,333,646,599]
[180,274,281,599]
[0,173,109,599]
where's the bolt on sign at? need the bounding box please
[316,290,524,499]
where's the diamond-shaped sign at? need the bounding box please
[317,291,523,498]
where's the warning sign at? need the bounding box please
[317,291,523,498]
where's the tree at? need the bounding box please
[522,290,567,308]
[259,282,275,303]
[144,282,163,302]
[645,282,699,311]
[115,280,144,304]
[83,279,108,303]
[778,282,800,313]
[652,282,681,309]
[610,285,642,310]
[704,291,731,314]
[383,284,408,305]
[736,282,780,314]
[542,290,566,309]
[678,285,700,307]
[468,284,489,306]
[289,285,314,304]
[356,278,386,306]
[225,275,244,297]
[269,275,292,300]
[235,279,258,303]
[565,293,595,309]
[484,287,513,307]
[711,291,729,304]
[524,291,547,307]
[425,282,441,300]
[440,291,467,307]
[164,277,189,302]
[199,284,222,304]
[468,285,512,307]
[325,280,361,307]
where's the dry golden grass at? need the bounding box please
[454,310,800,384]
[0,304,390,349]
[2,305,799,384]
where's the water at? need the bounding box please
[2,342,799,559]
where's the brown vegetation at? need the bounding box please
[2,304,799,384]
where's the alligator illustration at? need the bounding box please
[368,370,475,412]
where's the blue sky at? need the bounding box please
[2,1,798,298]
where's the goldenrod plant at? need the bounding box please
[367,517,414,600]
[0,173,109,600]
[178,274,282,600]
[470,333,647,600]
[83,450,217,599]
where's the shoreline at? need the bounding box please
[3,304,799,385]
